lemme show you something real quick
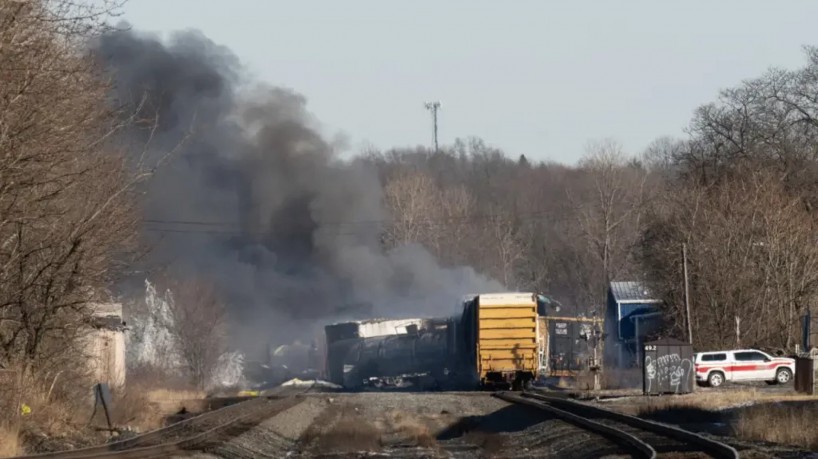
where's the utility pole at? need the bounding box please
[683,243,693,344]
[424,101,440,153]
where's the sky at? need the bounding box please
[112,0,818,164]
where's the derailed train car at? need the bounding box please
[324,318,454,388]
[324,292,559,390]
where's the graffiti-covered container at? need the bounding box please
[642,338,694,395]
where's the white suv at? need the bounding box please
[694,349,795,387]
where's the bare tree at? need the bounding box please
[642,167,818,349]
[382,171,440,248]
[0,0,143,374]
[569,139,649,306]
[165,279,228,390]
[484,210,525,288]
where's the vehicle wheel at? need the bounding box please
[775,368,793,385]
[707,371,725,388]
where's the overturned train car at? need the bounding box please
[325,319,454,389]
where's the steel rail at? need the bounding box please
[494,391,656,459]
[13,385,316,459]
[523,392,739,459]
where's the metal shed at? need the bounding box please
[794,352,818,394]
[642,338,694,395]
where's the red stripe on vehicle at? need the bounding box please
[695,363,784,373]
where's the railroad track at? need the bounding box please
[494,391,739,459]
[14,385,317,459]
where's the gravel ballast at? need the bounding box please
[181,392,627,458]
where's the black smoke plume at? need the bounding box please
[94,28,502,357]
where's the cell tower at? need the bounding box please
[424,101,440,153]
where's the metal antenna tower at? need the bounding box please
[424,101,440,153]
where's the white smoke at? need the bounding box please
[126,280,178,369]
[125,280,245,389]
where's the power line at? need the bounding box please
[143,210,570,228]
[141,210,578,236]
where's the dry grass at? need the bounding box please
[0,425,22,458]
[633,389,818,416]
[145,388,206,403]
[733,403,818,449]
[120,367,208,431]
[0,366,107,454]
[106,384,206,433]
[109,388,161,432]
[143,388,206,416]
[301,404,382,454]
[0,364,209,455]
[605,389,818,450]
[13,372,86,436]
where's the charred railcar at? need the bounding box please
[325,318,456,389]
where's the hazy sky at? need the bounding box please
[114,1,818,164]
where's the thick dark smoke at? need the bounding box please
[95,28,502,357]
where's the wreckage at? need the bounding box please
[324,318,453,389]
[322,293,604,391]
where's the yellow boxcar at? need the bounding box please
[465,293,538,389]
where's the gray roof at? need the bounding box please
[610,281,660,303]
[89,315,126,331]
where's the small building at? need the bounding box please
[86,302,127,388]
[605,281,663,368]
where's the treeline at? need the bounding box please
[364,138,647,316]
[642,48,818,351]
[365,48,818,352]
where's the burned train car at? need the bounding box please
[324,318,454,389]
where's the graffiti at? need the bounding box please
[644,353,692,394]
[645,356,657,393]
